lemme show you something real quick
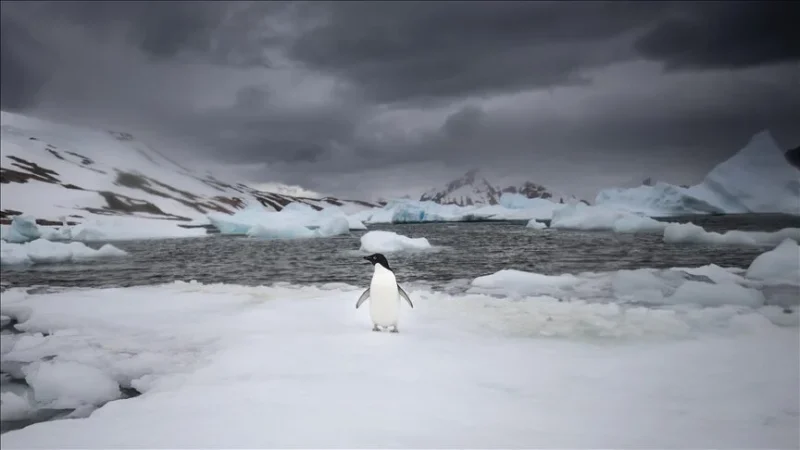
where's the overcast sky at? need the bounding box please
[2,1,798,201]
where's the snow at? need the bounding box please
[596,130,800,216]
[1,239,128,266]
[359,231,432,253]
[550,204,667,233]
[0,265,797,448]
[663,222,800,247]
[0,111,376,241]
[746,238,800,286]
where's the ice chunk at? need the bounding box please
[66,217,206,241]
[595,182,724,217]
[526,219,548,229]
[550,204,666,233]
[23,360,121,409]
[0,391,35,421]
[667,281,765,308]
[664,223,800,247]
[470,269,579,296]
[314,216,350,237]
[359,230,432,253]
[246,222,316,240]
[0,239,127,266]
[3,216,42,243]
[746,239,800,285]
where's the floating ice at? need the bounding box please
[470,269,579,296]
[3,216,42,243]
[207,202,356,239]
[550,204,667,233]
[746,239,800,285]
[596,130,800,216]
[354,198,563,224]
[0,273,796,448]
[0,239,128,266]
[664,223,800,247]
[359,230,432,253]
[525,219,548,229]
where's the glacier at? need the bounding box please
[596,130,800,216]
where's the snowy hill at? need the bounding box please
[596,131,800,216]
[0,111,378,227]
[420,169,583,206]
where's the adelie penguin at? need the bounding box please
[356,253,414,333]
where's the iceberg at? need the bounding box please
[596,131,800,216]
[550,204,667,233]
[1,239,128,266]
[353,198,563,225]
[207,202,358,239]
[663,223,800,247]
[745,238,800,285]
[359,231,432,253]
[526,219,548,230]
[3,215,42,244]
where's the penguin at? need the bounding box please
[355,253,414,333]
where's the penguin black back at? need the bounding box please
[363,253,391,271]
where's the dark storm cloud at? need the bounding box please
[289,1,670,103]
[1,1,798,201]
[635,2,800,70]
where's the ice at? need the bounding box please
[746,239,800,286]
[667,281,765,308]
[525,218,548,229]
[356,198,563,224]
[23,361,122,410]
[0,271,797,448]
[0,392,34,422]
[550,204,667,233]
[596,130,800,216]
[2,216,42,244]
[664,222,800,247]
[207,202,356,239]
[359,230,432,253]
[470,269,580,297]
[0,239,127,266]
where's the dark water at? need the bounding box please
[3,214,798,290]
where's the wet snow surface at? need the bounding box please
[1,217,799,448]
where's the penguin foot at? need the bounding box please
[372,325,381,332]
[389,326,399,333]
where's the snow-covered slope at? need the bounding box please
[596,131,800,216]
[0,111,378,227]
[420,169,583,206]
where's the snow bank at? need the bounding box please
[359,230,432,253]
[1,239,128,266]
[207,202,361,239]
[664,223,800,247]
[0,273,796,448]
[596,130,800,216]
[746,239,800,285]
[550,204,666,233]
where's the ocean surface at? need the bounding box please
[3,214,799,291]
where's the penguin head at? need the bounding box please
[363,253,391,270]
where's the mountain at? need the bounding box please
[0,111,379,226]
[420,169,584,206]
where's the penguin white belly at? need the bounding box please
[369,265,400,327]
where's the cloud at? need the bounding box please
[1,1,798,202]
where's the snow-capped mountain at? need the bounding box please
[420,169,584,206]
[0,111,379,226]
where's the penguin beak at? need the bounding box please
[363,256,372,264]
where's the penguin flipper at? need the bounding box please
[355,288,370,309]
[397,285,414,308]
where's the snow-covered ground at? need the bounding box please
[1,244,798,448]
